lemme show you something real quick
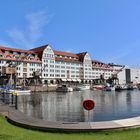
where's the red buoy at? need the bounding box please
[83,99,95,111]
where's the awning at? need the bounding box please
[72,79,77,82]
[67,79,72,81]
[61,79,67,81]
[77,79,81,82]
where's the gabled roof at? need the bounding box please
[77,52,87,62]
[30,44,48,52]
[0,45,93,64]
[30,44,49,59]
[30,44,89,62]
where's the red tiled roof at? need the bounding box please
[30,45,88,63]
[0,45,42,63]
[0,45,36,54]
[53,50,79,58]
[77,52,87,56]
[92,59,113,70]
[0,45,116,68]
[0,45,102,64]
[54,51,89,63]
[30,44,49,60]
[92,60,105,64]
[30,44,48,52]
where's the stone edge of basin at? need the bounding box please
[1,104,140,133]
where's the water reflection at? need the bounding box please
[18,90,140,122]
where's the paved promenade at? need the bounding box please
[1,101,140,132]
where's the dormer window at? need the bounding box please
[5,51,10,54]
[27,54,34,60]
[6,54,12,59]
[14,54,20,59]
[21,53,25,56]
[13,52,18,55]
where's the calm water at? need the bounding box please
[17,90,140,122]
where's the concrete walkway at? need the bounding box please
[1,102,140,132]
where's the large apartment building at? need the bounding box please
[0,44,123,84]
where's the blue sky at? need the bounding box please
[0,0,140,67]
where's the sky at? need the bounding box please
[0,0,140,67]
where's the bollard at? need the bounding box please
[11,93,14,104]
[3,91,6,103]
[15,92,19,110]
[1,91,5,102]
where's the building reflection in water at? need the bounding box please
[18,90,140,122]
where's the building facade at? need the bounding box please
[0,44,125,84]
[118,67,140,85]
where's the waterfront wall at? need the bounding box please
[29,85,57,92]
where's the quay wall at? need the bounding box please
[29,85,57,92]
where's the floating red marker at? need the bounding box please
[83,99,95,111]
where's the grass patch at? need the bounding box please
[0,115,140,140]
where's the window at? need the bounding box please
[55,70,60,72]
[55,74,60,77]
[50,69,54,72]
[61,70,65,73]
[61,66,65,68]
[55,65,60,68]
[50,74,54,77]
[50,60,54,63]
[56,61,60,64]
[23,68,27,72]
[61,74,65,77]
[50,65,54,68]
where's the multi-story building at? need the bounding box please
[0,44,125,84]
[117,67,140,85]
[30,45,94,84]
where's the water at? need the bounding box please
[17,90,140,122]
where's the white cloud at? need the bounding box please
[6,10,53,49]
[26,11,51,43]
[7,28,32,49]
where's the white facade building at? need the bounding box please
[1,44,139,85]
